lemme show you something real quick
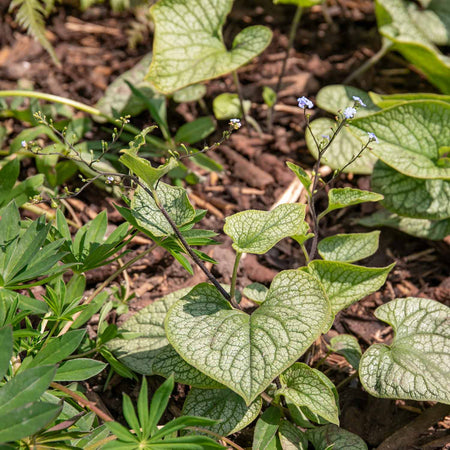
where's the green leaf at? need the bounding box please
[376,0,450,93]
[0,365,56,413]
[0,326,12,379]
[105,421,138,443]
[149,375,174,436]
[0,401,62,443]
[174,117,216,144]
[224,204,307,254]
[329,335,362,370]
[243,282,268,304]
[305,261,394,315]
[349,101,450,179]
[0,159,20,207]
[322,188,384,218]
[316,85,381,116]
[213,93,251,120]
[107,288,192,375]
[358,209,450,240]
[262,86,277,108]
[278,420,308,450]
[278,363,339,425]
[306,425,368,450]
[286,162,311,193]
[150,416,218,441]
[152,346,223,389]
[372,91,450,109]
[253,406,282,450]
[173,84,207,103]
[137,377,150,438]
[372,161,450,220]
[123,393,141,440]
[317,231,380,263]
[359,297,450,404]
[166,270,331,404]
[306,118,377,174]
[54,358,107,381]
[146,0,272,93]
[131,181,195,237]
[182,388,262,436]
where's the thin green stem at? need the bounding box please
[336,371,358,391]
[344,39,393,84]
[0,90,167,150]
[300,244,310,263]
[229,252,242,309]
[267,5,303,132]
[232,71,249,128]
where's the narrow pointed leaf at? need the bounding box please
[286,162,311,193]
[317,232,380,263]
[278,363,339,425]
[123,393,141,440]
[253,406,282,450]
[306,425,367,450]
[359,297,450,404]
[372,161,450,220]
[166,270,331,404]
[54,359,107,381]
[0,326,12,379]
[137,377,150,438]
[146,0,272,93]
[305,261,394,315]
[148,375,174,435]
[224,204,306,254]
[174,117,215,144]
[105,421,139,443]
[150,416,217,441]
[182,388,262,436]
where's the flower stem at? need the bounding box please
[232,71,249,128]
[229,252,242,309]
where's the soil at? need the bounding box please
[1,0,449,448]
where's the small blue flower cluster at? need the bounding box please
[297,96,314,109]
[229,118,242,130]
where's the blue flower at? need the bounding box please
[368,132,379,143]
[352,96,366,107]
[229,118,241,129]
[297,96,314,109]
[21,140,27,147]
[321,134,330,140]
[343,107,357,119]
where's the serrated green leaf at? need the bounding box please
[146,0,272,93]
[306,261,394,315]
[278,363,339,425]
[165,270,331,404]
[306,118,377,175]
[372,161,450,220]
[316,85,380,116]
[0,326,12,379]
[359,297,450,404]
[243,282,268,304]
[253,406,282,450]
[376,0,450,93]
[358,209,450,240]
[349,101,450,180]
[278,420,308,449]
[108,288,192,374]
[174,117,215,144]
[182,388,262,436]
[173,84,207,103]
[131,182,195,237]
[213,93,251,120]
[0,401,62,443]
[224,204,306,254]
[306,425,367,450]
[329,335,362,369]
[317,231,380,263]
[54,358,106,381]
[152,346,223,389]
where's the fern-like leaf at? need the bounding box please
[9,0,60,66]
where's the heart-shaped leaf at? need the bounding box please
[131,181,195,237]
[318,231,380,263]
[277,363,339,425]
[224,204,307,254]
[213,93,251,120]
[359,297,450,404]
[349,101,450,180]
[329,335,362,370]
[321,188,383,218]
[376,0,450,93]
[306,425,368,450]
[358,210,450,240]
[306,118,377,174]
[166,270,331,404]
[182,388,262,436]
[372,161,450,220]
[305,261,394,315]
[146,0,272,93]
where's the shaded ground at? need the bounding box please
[1,0,449,448]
